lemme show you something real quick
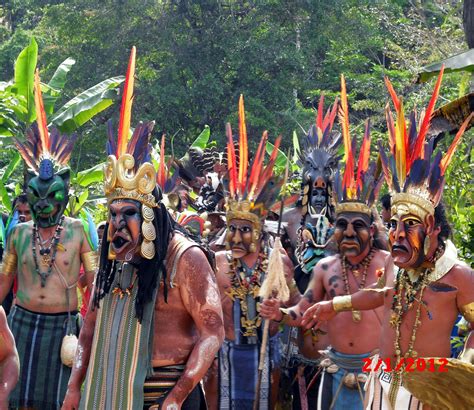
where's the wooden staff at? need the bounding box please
[253,154,290,410]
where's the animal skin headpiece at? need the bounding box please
[14,70,77,227]
[225,95,283,245]
[380,67,473,221]
[104,47,157,259]
[334,75,383,216]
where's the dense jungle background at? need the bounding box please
[0,0,473,263]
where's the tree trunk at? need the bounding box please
[464,0,474,48]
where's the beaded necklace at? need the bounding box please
[390,246,444,360]
[341,247,376,322]
[226,249,268,338]
[31,216,65,287]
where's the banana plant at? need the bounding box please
[0,37,125,137]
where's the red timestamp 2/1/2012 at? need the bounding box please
[362,357,449,373]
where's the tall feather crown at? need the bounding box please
[334,75,383,216]
[104,47,157,208]
[225,95,283,228]
[14,70,77,179]
[380,67,473,220]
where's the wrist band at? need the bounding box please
[277,307,290,323]
[332,295,353,312]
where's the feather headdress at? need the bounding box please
[14,70,78,179]
[225,95,283,227]
[300,94,341,158]
[381,67,473,220]
[334,75,383,216]
[104,47,157,210]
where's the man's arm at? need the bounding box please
[162,247,225,409]
[301,253,393,329]
[0,229,17,304]
[62,289,98,410]
[0,307,19,409]
[260,260,326,327]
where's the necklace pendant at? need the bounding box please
[41,254,51,267]
[352,310,362,322]
[390,311,398,327]
[353,270,360,277]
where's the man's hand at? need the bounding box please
[301,301,336,329]
[259,298,283,321]
[161,395,181,410]
[61,386,81,410]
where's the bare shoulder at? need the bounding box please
[445,262,474,287]
[314,254,339,272]
[0,306,6,327]
[65,217,85,230]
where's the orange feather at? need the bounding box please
[410,66,444,167]
[385,105,396,156]
[356,120,371,191]
[226,123,237,198]
[117,46,136,157]
[238,94,248,196]
[440,112,473,175]
[258,136,281,190]
[339,75,354,198]
[34,69,50,155]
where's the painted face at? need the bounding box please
[303,149,337,214]
[16,202,32,223]
[226,219,255,259]
[26,168,70,228]
[389,212,428,269]
[334,212,372,257]
[108,199,141,261]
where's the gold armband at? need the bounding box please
[332,295,353,312]
[460,301,474,323]
[1,252,17,276]
[81,251,98,273]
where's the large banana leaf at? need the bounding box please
[12,37,37,124]
[418,49,474,83]
[0,178,12,212]
[1,152,21,182]
[266,141,288,170]
[190,125,210,149]
[50,76,124,133]
[42,57,76,115]
[76,163,105,187]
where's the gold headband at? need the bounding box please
[226,199,263,228]
[391,192,434,221]
[335,202,371,216]
[104,154,158,208]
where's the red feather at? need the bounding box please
[226,123,237,198]
[410,66,444,167]
[117,46,136,157]
[356,120,371,191]
[384,76,401,112]
[157,135,166,189]
[258,136,281,191]
[34,70,50,155]
[238,94,248,196]
[248,131,268,199]
[440,112,473,175]
[316,94,324,132]
[325,96,339,133]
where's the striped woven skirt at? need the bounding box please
[143,365,206,409]
[8,305,78,410]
